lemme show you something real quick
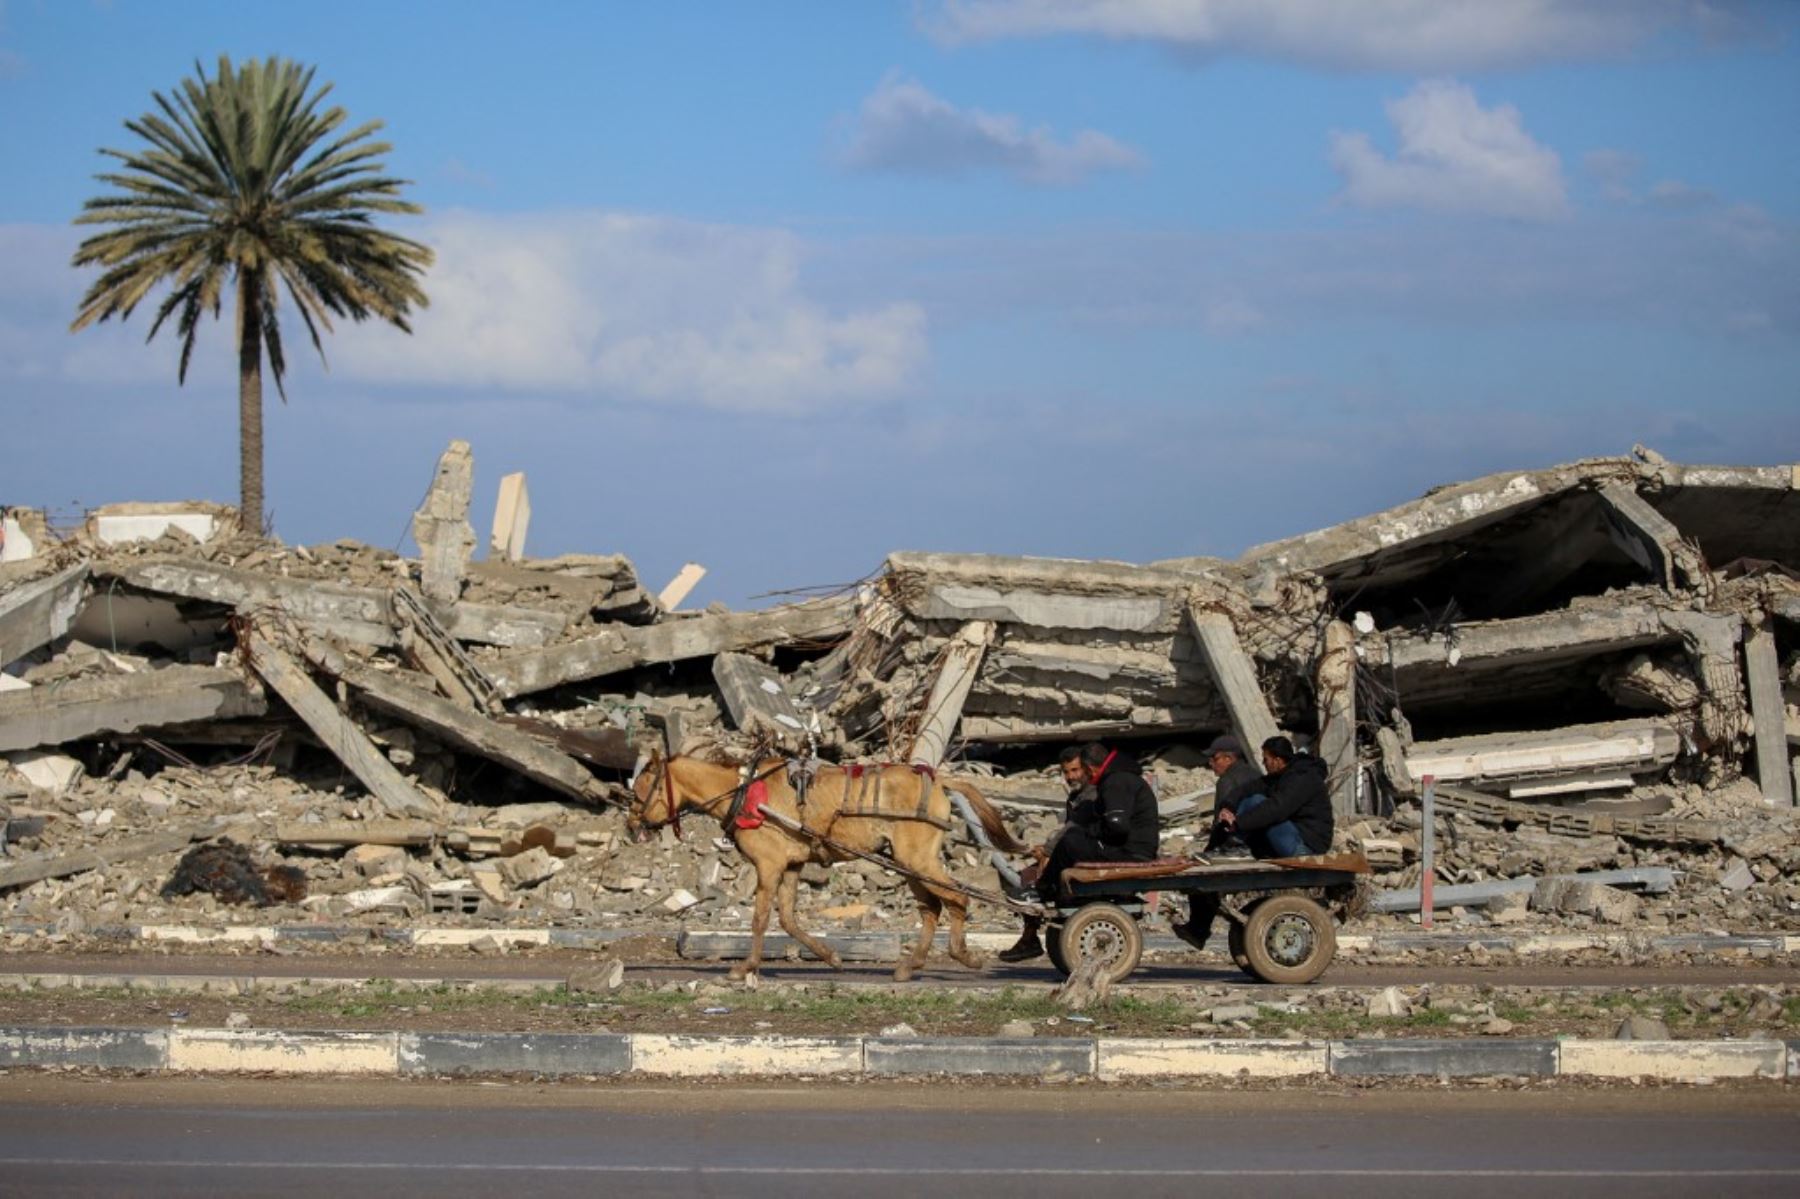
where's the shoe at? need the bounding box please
[1208,838,1253,860]
[1170,921,1211,952]
[997,932,1044,964]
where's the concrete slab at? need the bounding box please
[0,1026,168,1069]
[630,1034,862,1077]
[1096,1038,1328,1079]
[167,1029,398,1075]
[400,1032,630,1076]
[864,1036,1094,1077]
[1329,1038,1557,1077]
[1558,1039,1786,1081]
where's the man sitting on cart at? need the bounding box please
[998,746,1095,963]
[1035,741,1159,891]
[1171,733,1262,950]
[1216,735,1334,860]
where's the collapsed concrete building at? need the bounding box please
[2,443,1796,937]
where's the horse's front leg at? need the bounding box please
[776,867,843,970]
[731,856,781,982]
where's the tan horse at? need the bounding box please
[630,754,1026,982]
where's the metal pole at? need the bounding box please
[1420,774,1435,931]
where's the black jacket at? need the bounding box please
[1087,751,1160,860]
[1235,754,1334,854]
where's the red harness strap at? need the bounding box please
[735,778,770,829]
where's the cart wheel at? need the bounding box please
[1227,919,1251,975]
[1241,894,1336,985]
[1058,903,1143,985]
[1046,923,1071,978]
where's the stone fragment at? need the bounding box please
[1718,858,1755,892]
[468,863,509,904]
[661,888,701,913]
[998,1019,1036,1038]
[497,846,563,888]
[1367,986,1412,1018]
[568,958,626,994]
[1615,1013,1671,1040]
[1486,890,1530,924]
[344,843,408,880]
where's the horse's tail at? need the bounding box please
[942,779,1030,854]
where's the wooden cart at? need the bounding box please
[1046,853,1371,985]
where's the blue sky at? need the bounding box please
[2,1,1797,605]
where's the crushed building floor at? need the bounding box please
[2,443,1798,941]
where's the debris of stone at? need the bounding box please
[1367,986,1412,1018]
[568,958,625,994]
[1615,1013,1672,1040]
[2,445,1798,942]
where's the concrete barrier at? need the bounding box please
[630,1034,863,1077]
[864,1036,1093,1077]
[1329,1038,1557,1077]
[400,1032,631,1076]
[1097,1038,1327,1079]
[1559,1039,1786,1080]
[168,1029,398,1075]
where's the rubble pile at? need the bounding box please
[2,443,1797,937]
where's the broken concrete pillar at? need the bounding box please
[1744,620,1796,805]
[657,563,707,611]
[908,621,994,769]
[0,564,89,669]
[713,652,807,739]
[242,625,440,820]
[391,585,502,713]
[1186,604,1280,757]
[1315,619,1358,816]
[299,637,614,808]
[1598,482,1707,592]
[0,665,268,753]
[489,471,530,562]
[412,440,477,604]
[1,508,50,562]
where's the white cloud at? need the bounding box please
[1648,178,1719,210]
[840,73,1144,185]
[297,211,927,414]
[3,213,929,414]
[1329,80,1569,221]
[924,0,1759,72]
[1583,148,1641,203]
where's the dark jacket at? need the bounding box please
[1235,754,1334,854]
[1207,758,1264,847]
[1087,751,1160,860]
[1065,783,1097,828]
[1212,759,1263,816]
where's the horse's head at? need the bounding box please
[626,750,674,837]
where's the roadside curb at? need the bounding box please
[7,921,1797,959]
[1,1026,1790,1083]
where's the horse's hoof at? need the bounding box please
[824,953,844,971]
[952,952,985,970]
[892,965,915,983]
[728,964,751,982]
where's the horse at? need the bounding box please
[629,753,1027,982]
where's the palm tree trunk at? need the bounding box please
[236,271,265,533]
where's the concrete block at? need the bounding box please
[677,929,900,963]
[408,928,550,948]
[0,1026,168,1070]
[1329,1038,1556,1078]
[489,471,530,562]
[1096,1038,1328,1079]
[5,750,85,795]
[400,1032,630,1076]
[168,1029,398,1075]
[1559,1039,1785,1081]
[864,1037,1094,1077]
[630,1034,862,1077]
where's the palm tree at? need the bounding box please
[70,55,432,532]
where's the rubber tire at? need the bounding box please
[1046,924,1071,978]
[1240,894,1336,985]
[1227,920,1251,975]
[1058,902,1144,985]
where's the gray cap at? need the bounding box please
[1204,734,1243,758]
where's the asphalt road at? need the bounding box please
[5,949,1795,989]
[1,1076,1795,1199]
